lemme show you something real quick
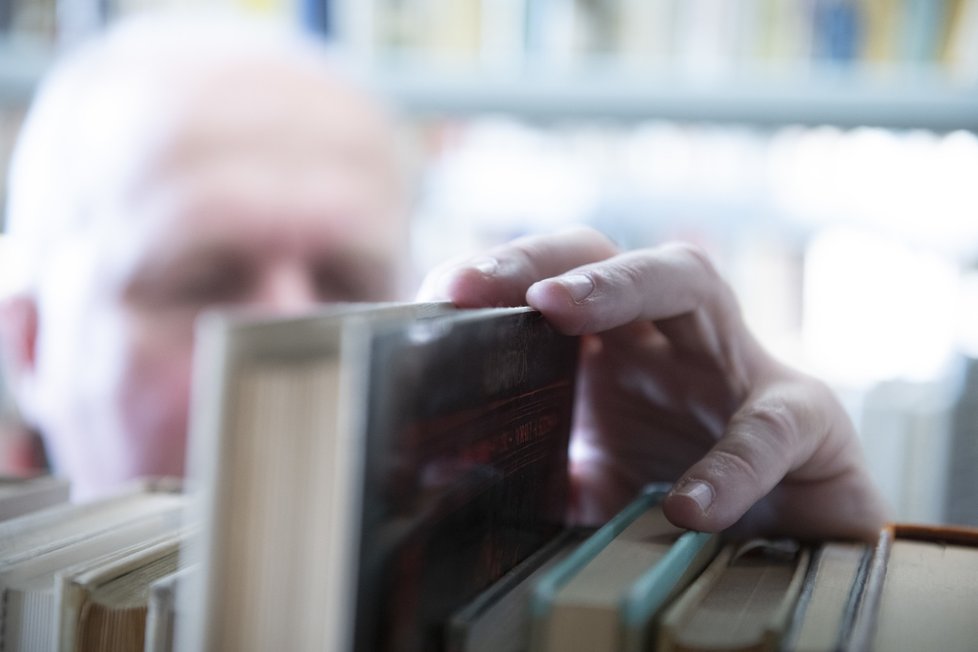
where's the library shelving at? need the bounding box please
[331,0,978,132]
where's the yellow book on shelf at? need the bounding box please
[860,0,901,63]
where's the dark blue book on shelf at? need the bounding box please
[814,0,862,63]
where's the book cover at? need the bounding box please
[182,302,457,651]
[181,304,578,652]
[353,307,578,652]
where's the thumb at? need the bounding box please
[662,388,817,533]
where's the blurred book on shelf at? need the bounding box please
[0,479,185,652]
[55,528,189,652]
[0,0,57,44]
[0,471,971,651]
[177,302,578,652]
[350,0,978,82]
[0,308,973,650]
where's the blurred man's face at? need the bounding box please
[29,54,408,498]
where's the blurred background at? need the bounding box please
[1,0,976,525]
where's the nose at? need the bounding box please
[254,264,319,314]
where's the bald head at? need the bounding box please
[8,13,408,293]
[1,13,411,498]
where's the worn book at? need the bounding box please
[180,303,579,652]
[0,488,186,652]
[657,538,810,652]
[781,541,870,652]
[0,478,181,563]
[847,523,978,652]
[55,529,188,652]
[530,486,718,652]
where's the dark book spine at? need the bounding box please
[843,526,893,651]
[353,310,578,652]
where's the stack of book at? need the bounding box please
[0,476,188,652]
[0,304,975,651]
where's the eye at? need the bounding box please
[171,261,252,304]
[312,256,394,303]
[126,252,256,310]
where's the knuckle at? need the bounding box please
[708,446,766,487]
[735,397,801,445]
[571,226,618,256]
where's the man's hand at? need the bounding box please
[418,227,888,540]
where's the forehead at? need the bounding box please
[143,51,397,201]
[123,52,401,234]
[80,48,409,286]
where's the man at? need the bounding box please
[0,14,886,538]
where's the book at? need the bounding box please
[782,541,870,652]
[0,478,183,569]
[446,528,587,652]
[657,538,810,652]
[0,474,70,521]
[180,303,579,652]
[0,492,186,652]
[848,523,978,652]
[530,486,719,652]
[55,529,187,652]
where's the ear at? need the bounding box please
[0,293,39,411]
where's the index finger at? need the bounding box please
[416,227,619,307]
[524,243,740,338]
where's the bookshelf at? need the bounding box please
[2,1,976,131]
[332,0,978,132]
[371,67,978,131]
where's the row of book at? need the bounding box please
[455,486,978,652]
[0,475,186,652]
[0,304,975,651]
[6,0,977,80]
[0,476,975,651]
[364,0,978,79]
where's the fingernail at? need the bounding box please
[675,480,714,513]
[470,256,498,276]
[559,274,594,303]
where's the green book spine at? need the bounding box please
[619,530,720,652]
[530,484,679,651]
[530,485,670,621]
